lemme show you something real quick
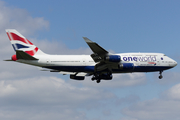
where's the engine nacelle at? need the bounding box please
[119,63,134,70]
[105,55,121,63]
[70,75,85,80]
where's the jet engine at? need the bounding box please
[104,55,121,62]
[70,75,85,80]
[119,63,134,70]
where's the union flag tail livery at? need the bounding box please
[6,29,45,57]
[4,29,177,83]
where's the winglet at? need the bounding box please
[83,37,93,43]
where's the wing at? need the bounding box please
[39,67,91,76]
[83,37,109,62]
[59,72,90,76]
[83,37,108,55]
[83,37,121,73]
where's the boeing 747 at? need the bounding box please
[5,29,177,83]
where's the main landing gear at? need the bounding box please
[91,72,112,83]
[159,71,163,79]
[96,79,101,83]
[91,74,101,83]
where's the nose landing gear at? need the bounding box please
[159,71,163,79]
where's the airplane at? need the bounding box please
[5,29,177,83]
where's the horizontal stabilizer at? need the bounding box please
[16,50,38,60]
[3,59,13,61]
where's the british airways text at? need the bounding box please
[123,56,156,62]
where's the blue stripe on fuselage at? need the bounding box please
[133,66,172,72]
[44,66,95,72]
[43,65,172,73]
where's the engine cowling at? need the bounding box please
[105,55,121,63]
[119,63,134,70]
[70,75,85,80]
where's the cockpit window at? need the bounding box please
[164,54,167,56]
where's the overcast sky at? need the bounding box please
[1,0,180,120]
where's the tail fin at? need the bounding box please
[6,29,46,56]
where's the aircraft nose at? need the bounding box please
[173,60,178,67]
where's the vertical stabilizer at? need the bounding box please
[6,29,46,56]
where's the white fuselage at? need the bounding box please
[16,52,177,73]
[6,29,177,82]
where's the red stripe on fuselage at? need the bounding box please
[148,62,156,64]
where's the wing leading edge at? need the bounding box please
[83,37,108,55]
[83,37,110,63]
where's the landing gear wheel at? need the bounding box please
[91,77,95,81]
[159,75,163,79]
[96,79,101,83]
[159,71,163,79]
